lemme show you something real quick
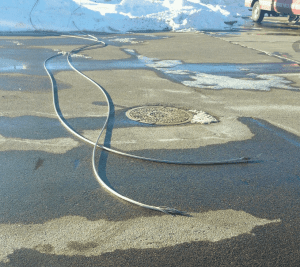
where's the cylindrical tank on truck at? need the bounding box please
[245,0,300,23]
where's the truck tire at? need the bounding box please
[252,1,265,23]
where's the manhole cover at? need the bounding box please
[126,106,193,125]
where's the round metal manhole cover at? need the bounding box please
[126,106,193,125]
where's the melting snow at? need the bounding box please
[189,110,219,124]
[0,0,251,32]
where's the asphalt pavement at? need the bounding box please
[0,16,300,266]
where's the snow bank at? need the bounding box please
[0,0,251,33]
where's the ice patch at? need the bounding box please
[182,73,294,91]
[127,51,295,91]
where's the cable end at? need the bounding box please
[158,206,190,216]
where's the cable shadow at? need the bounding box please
[95,86,115,190]
[93,86,192,217]
[48,59,79,134]
[50,56,116,191]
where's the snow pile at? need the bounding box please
[0,0,251,33]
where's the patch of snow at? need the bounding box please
[126,50,295,92]
[55,50,91,58]
[70,53,92,58]
[189,110,218,124]
[146,59,182,68]
[164,70,190,75]
[183,73,294,91]
[57,51,68,56]
[0,0,251,32]
[111,37,142,43]
[124,48,135,53]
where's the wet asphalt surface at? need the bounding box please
[1,16,300,266]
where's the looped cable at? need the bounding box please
[40,14,252,215]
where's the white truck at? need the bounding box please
[245,0,300,23]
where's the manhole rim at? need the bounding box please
[125,105,193,125]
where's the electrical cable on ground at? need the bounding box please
[34,1,252,215]
[57,41,252,166]
[44,39,252,216]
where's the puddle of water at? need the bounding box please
[0,74,69,92]
[50,48,298,91]
[103,34,167,46]
[123,49,298,91]
[47,48,300,89]
[0,58,26,72]
[2,34,298,92]
[0,48,57,75]
[25,51,300,93]
[0,37,91,47]
[46,53,144,72]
